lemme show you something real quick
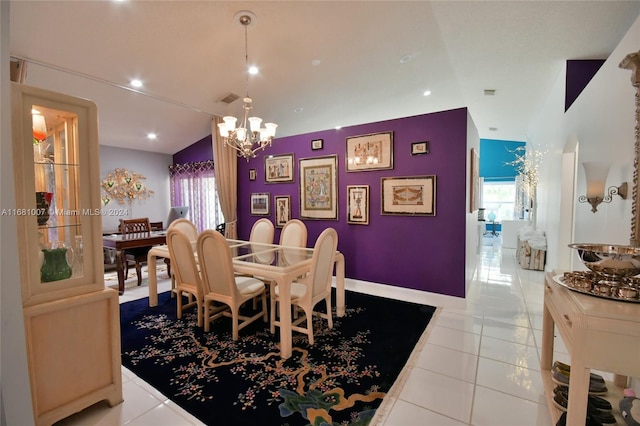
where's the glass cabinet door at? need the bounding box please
[12,84,103,305]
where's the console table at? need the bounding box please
[541,272,640,425]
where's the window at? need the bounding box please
[169,160,224,232]
[482,181,516,222]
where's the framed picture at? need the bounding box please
[311,139,323,150]
[299,155,338,220]
[470,148,480,213]
[346,131,393,172]
[249,169,256,181]
[265,153,294,183]
[250,192,270,215]
[347,185,369,225]
[411,141,429,155]
[274,195,291,227]
[381,175,436,216]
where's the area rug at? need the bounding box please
[120,290,436,425]
[104,262,169,291]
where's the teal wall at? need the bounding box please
[479,139,526,182]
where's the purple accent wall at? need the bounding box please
[173,135,213,164]
[237,108,469,297]
[565,59,605,112]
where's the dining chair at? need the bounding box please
[166,227,205,327]
[279,219,307,248]
[270,227,338,345]
[119,217,152,286]
[250,218,275,245]
[197,229,268,339]
[166,218,198,298]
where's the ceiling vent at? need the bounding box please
[218,93,240,104]
[484,89,496,96]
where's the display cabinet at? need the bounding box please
[11,83,122,425]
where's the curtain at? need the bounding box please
[169,160,224,232]
[211,116,239,239]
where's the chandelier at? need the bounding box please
[217,12,277,160]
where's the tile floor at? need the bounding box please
[57,240,592,426]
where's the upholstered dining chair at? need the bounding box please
[270,227,338,345]
[166,218,198,298]
[250,218,275,245]
[166,227,204,327]
[279,219,307,248]
[119,217,152,286]
[197,230,268,339]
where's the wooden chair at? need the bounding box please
[119,217,152,286]
[279,219,307,248]
[166,227,204,326]
[197,230,268,339]
[270,227,338,345]
[250,218,274,245]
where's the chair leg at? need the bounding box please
[231,307,239,341]
[170,273,176,298]
[177,293,183,319]
[305,307,314,346]
[261,291,268,322]
[203,301,210,332]
[325,296,333,329]
[135,262,143,286]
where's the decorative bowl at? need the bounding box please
[568,243,640,280]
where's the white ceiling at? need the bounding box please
[9,1,640,155]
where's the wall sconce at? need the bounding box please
[578,161,628,213]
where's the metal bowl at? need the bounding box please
[568,243,640,280]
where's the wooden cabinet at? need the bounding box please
[11,83,122,425]
[541,272,640,425]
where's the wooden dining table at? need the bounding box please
[102,231,167,295]
[146,239,346,359]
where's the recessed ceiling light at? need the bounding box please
[311,59,321,66]
[423,90,432,96]
[248,66,259,75]
[484,89,496,96]
[147,133,157,140]
[130,79,143,88]
[399,54,413,64]
[489,127,498,131]
[294,107,303,113]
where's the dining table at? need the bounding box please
[102,231,167,295]
[146,238,346,359]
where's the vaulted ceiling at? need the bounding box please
[9,1,640,155]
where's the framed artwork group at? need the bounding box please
[248,130,439,224]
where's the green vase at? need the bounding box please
[41,247,72,282]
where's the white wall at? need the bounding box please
[99,146,172,232]
[466,110,480,295]
[529,14,640,272]
[1,2,35,424]
[528,14,640,394]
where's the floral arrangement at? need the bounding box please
[101,168,154,205]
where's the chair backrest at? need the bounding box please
[166,228,202,297]
[309,228,338,298]
[120,218,151,239]
[279,219,307,248]
[250,218,274,245]
[197,230,237,298]
[150,221,164,231]
[168,218,198,242]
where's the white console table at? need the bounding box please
[541,272,640,425]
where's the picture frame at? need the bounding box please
[274,195,291,228]
[264,153,294,183]
[347,185,369,225]
[249,168,256,181]
[346,131,393,172]
[411,141,429,155]
[311,139,324,150]
[250,192,270,216]
[381,175,436,216]
[470,148,480,213]
[299,155,338,220]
